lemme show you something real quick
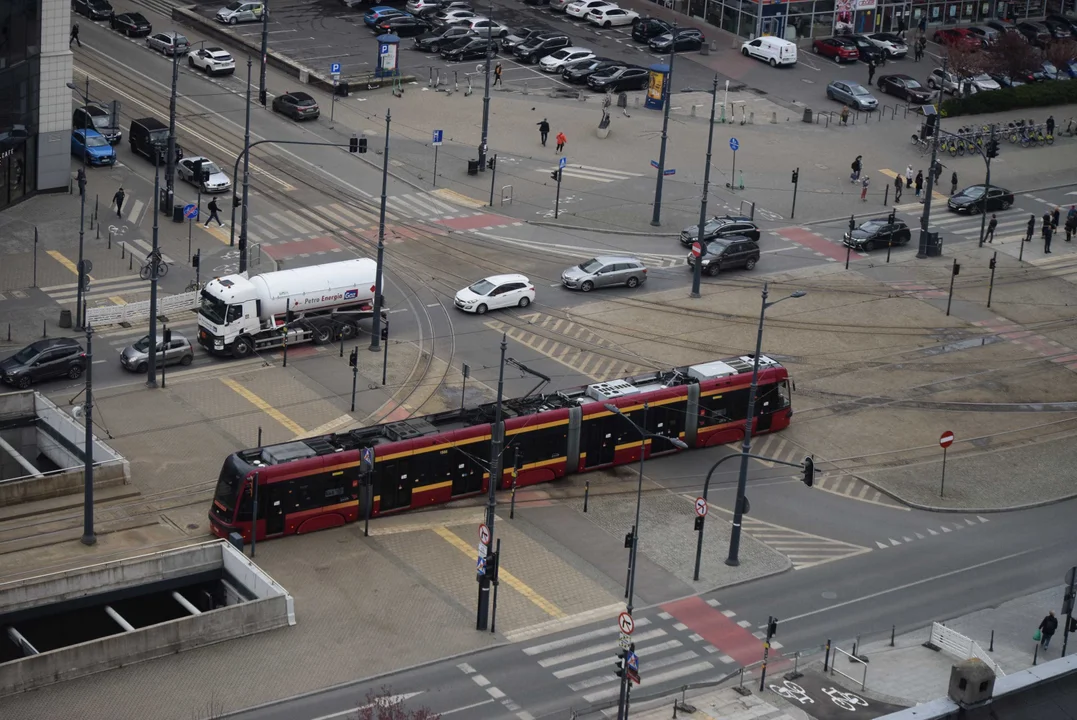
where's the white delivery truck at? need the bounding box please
[197,259,379,358]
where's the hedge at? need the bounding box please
[940,79,1077,117]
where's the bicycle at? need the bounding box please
[138,250,169,281]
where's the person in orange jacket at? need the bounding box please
[555,131,567,154]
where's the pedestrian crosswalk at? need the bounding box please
[539,164,645,184]
[0,289,29,303]
[813,471,906,509]
[41,275,151,310]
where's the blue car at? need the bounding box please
[364,6,407,26]
[71,129,116,166]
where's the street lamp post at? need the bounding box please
[477,0,494,172]
[692,74,719,299]
[650,24,677,227]
[726,284,805,567]
[917,59,947,259]
[66,80,91,330]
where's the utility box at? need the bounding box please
[925,229,942,256]
[948,658,995,707]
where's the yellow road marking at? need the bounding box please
[299,413,355,440]
[432,188,487,209]
[109,296,127,305]
[220,377,306,436]
[47,250,94,280]
[432,525,566,618]
[202,223,232,245]
[878,168,947,202]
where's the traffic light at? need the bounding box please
[486,548,500,580]
[192,252,200,269]
[791,168,799,184]
[623,530,633,549]
[614,644,635,678]
[694,515,704,531]
[888,210,896,225]
[487,157,496,170]
[258,88,267,107]
[766,617,778,639]
[953,263,961,276]
[801,456,814,487]
[349,348,358,368]
[358,136,368,154]
[77,167,87,197]
[163,327,172,345]
[849,215,856,233]
[380,323,389,341]
[349,136,359,153]
[551,169,561,182]
[986,138,999,158]
[233,194,242,208]
[193,159,205,184]
[989,256,997,270]
[1064,589,1075,615]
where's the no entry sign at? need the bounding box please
[692,241,703,258]
[939,431,954,448]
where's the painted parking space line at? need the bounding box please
[219,377,306,436]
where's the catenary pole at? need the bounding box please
[80,324,96,546]
[231,57,253,250]
[165,46,179,211]
[650,24,676,227]
[369,110,391,352]
[239,57,253,272]
[691,75,719,299]
[146,159,161,388]
[477,0,493,171]
[477,333,507,630]
[917,58,946,259]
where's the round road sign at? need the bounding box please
[695,497,708,517]
[618,611,635,635]
[478,523,490,546]
[692,241,702,258]
[939,431,954,448]
[183,203,198,220]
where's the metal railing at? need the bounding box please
[830,643,868,691]
[85,290,199,326]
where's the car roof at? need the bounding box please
[705,235,755,248]
[206,46,228,52]
[591,255,642,264]
[482,274,530,283]
[184,155,209,163]
[290,91,315,101]
[886,73,915,81]
[84,103,109,115]
[127,12,148,20]
[30,337,81,350]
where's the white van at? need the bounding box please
[740,37,797,67]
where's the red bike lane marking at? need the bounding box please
[660,596,778,667]
[437,213,521,231]
[263,235,342,259]
[774,226,866,263]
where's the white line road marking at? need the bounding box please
[472,674,490,687]
[581,661,713,702]
[486,687,505,699]
[523,618,650,656]
[537,629,666,667]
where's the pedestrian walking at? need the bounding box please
[1051,206,1060,230]
[1044,222,1053,254]
[1043,210,1052,233]
[985,213,997,243]
[113,187,126,217]
[493,62,503,86]
[950,171,958,195]
[897,15,906,39]
[555,131,567,154]
[840,105,850,126]
[867,59,876,85]
[850,155,862,183]
[1046,115,1055,137]
[70,22,81,48]
[1026,214,1035,242]
[905,164,914,188]
[204,198,223,227]
[1066,205,1076,242]
[860,175,870,201]
[1039,611,1059,650]
[894,174,903,203]
[914,170,924,199]
[918,15,926,33]
[932,160,943,186]
[537,118,550,147]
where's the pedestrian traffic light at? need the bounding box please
[888,210,896,225]
[791,168,799,184]
[952,263,961,276]
[349,136,358,153]
[488,157,496,170]
[551,170,560,182]
[233,195,242,208]
[486,548,500,580]
[192,159,204,184]
[349,348,358,368]
[694,515,704,531]
[258,88,267,107]
[766,617,778,639]
[614,645,634,678]
[163,328,172,345]
[989,256,996,270]
[623,530,633,549]
[380,323,389,341]
[801,456,814,487]
[77,168,87,197]
[1064,589,1075,615]
[986,139,999,158]
[358,136,368,154]
[849,215,855,233]
[192,252,200,269]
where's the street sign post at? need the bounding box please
[729,137,740,192]
[559,156,567,170]
[330,62,341,74]
[431,130,444,187]
[618,611,635,635]
[650,159,659,169]
[939,430,954,498]
[618,632,632,650]
[695,497,708,517]
[183,204,198,220]
[432,129,443,145]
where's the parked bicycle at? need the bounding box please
[184,279,205,293]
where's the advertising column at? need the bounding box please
[645,64,669,111]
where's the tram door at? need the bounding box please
[582,416,616,469]
[452,441,487,496]
[754,384,777,434]
[376,458,413,511]
[264,483,287,535]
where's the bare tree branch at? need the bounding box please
[982,31,1043,79]
[358,686,442,720]
[1043,39,1077,75]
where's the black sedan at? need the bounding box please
[632,17,671,42]
[441,37,498,61]
[847,34,886,63]
[587,65,649,91]
[377,15,430,36]
[947,185,1014,214]
[272,91,320,121]
[110,11,152,36]
[73,0,114,20]
[561,57,617,83]
[414,25,472,52]
[877,74,933,103]
[648,28,704,53]
[842,218,911,251]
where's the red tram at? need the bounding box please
[209,356,793,543]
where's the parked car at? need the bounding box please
[73,103,121,145]
[215,0,264,24]
[877,74,933,103]
[442,36,499,60]
[415,25,473,52]
[565,0,614,19]
[588,6,638,27]
[432,8,476,25]
[965,25,999,43]
[648,28,704,53]
[272,91,320,121]
[129,117,182,164]
[990,73,1026,88]
[177,156,231,193]
[365,6,407,26]
[501,27,548,50]
[561,57,618,83]
[1043,17,1074,38]
[928,68,1000,95]
[514,34,570,63]
[933,27,982,48]
[539,47,595,72]
[1045,13,1077,37]
[454,274,535,313]
[812,36,858,62]
[73,0,114,21]
[71,129,116,166]
[463,17,510,37]
[741,37,798,66]
[948,185,1014,213]
[586,65,649,91]
[632,17,671,42]
[0,338,86,389]
[109,11,151,37]
[846,34,885,63]
[1040,61,1060,81]
[550,0,576,10]
[377,15,430,36]
[686,237,760,276]
[826,80,878,110]
[188,46,236,75]
[983,19,1021,36]
[866,32,908,58]
[120,333,195,373]
[1016,21,1052,46]
[562,257,647,291]
[842,218,911,251]
[679,215,760,246]
[406,0,442,14]
[146,31,190,55]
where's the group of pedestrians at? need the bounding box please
[536,119,567,153]
[111,186,222,227]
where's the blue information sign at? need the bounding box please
[559,156,567,170]
[650,160,659,169]
[663,169,676,176]
[729,137,740,151]
[626,651,639,673]
[330,62,341,74]
[432,129,443,146]
[476,556,486,574]
[183,203,198,220]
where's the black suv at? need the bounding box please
[74,0,114,20]
[502,27,549,50]
[515,34,570,64]
[679,215,759,246]
[442,36,499,60]
[73,103,122,145]
[415,25,472,52]
[846,34,885,63]
[842,218,911,251]
[0,338,86,389]
[686,237,760,276]
[632,17,671,42]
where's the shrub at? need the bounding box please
[940,80,1077,116]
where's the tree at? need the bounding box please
[1043,39,1077,76]
[943,43,988,81]
[358,687,441,720]
[983,31,1042,80]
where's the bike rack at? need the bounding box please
[739,199,755,220]
[830,645,868,691]
[501,185,513,206]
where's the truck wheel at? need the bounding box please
[311,324,332,344]
[232,338,252,359]
[340,322,357,339]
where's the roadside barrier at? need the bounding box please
[85,291,199,327]
[926,622,1005,676]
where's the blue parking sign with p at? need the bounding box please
[330,62,341,74]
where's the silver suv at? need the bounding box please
[561,256,647,292]
[120,333,194,373]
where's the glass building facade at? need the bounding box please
[0,0,72,211]
[680,0,1072,41]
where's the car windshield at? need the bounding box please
[203,162,221,174]
[11,346,40,364]
[859,221,885,233]
[706,240,731,253]
[904,78,922,88]
[468,279,495,295]
[579,259,603,273]
[90,115,110,129]
[85,134,109,147]
[225,1,242,9]
[656,33,672,41]
[1043,62,1058,72]
[132,335,153,352]
[875,33,900,41]
[200,292,227,324]
[850,84,870,96]
[962,187,985,198]
[211,462,244,520]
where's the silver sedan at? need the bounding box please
[177,156,232,193]
[826,80,878,110]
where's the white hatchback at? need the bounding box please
[587,6,638,27]
[454,274,535,314]
[188,46,236,75]
[565,0,615,18]
[539,47,595,72]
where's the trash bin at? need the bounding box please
[59,309,72,329]
[617,92,627,108]
[172,204,185,223]
[925,230,942,256]
[467,159,479,176]
[336,81,349,97]
[802,108,813,124]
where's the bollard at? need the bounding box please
[851,634,861,660]
[96,223,100,240]
[884,184,889,206]
[583,479,590,512]
[690,105,697,117]
[523,81,528,95]
[108,231,112,249]
[749,111,754,124]
[6,323,9,342]
[1033,641,1039,665]
[635,96,641,108]
[891,625,896,647]
[824,638,831,671]
[129,253,133,271]
[43,319,47,338]
[989,630,994,652]
[121,243,125,259]
[770,111,777,124]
